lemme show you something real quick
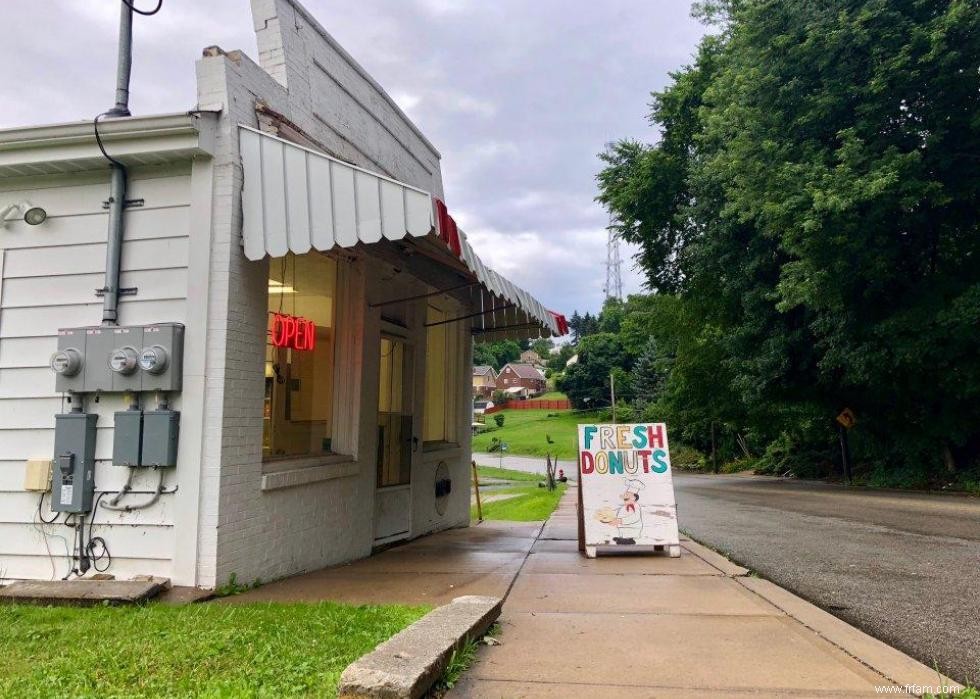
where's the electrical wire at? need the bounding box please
[93,112,129,171]
[37,490,60,525]
[85,491,112,573]
[120,0,163,16]
[32,502,71,581]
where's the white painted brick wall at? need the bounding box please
[193,0,470,588]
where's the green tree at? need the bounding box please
[473,340,522,371]
[530,338,553,360]
[598,0,980,484]
[557,333,632,409]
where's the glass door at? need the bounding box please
[375,336,414,541]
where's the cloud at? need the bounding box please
[1,0,705,314]
[391,91,422,116]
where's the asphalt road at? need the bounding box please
[673,473,980,684]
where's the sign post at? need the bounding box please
[577,422,680,559]
[835,408,856,485]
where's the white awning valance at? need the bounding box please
[239,126,568,339]
[240,126,433,261]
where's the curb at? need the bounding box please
[338,595,502,699]
[681,539,750,577]
[737,577,964,695]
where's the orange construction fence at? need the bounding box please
[485,399,571,413]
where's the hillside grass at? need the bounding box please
[473,409,599,460]
[473,482,567,522]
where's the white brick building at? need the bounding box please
[0,0,565,589]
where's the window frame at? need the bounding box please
[422,301,461,451]
[261,252,359,476]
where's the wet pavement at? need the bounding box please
[452,487,957,698]
[221,521,540,607]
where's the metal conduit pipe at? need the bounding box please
[101,469,166,512]
[102,165,127,325]
[101,1,134,326]
[108,2,133,118]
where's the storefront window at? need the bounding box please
[423,305,458,445]
[263,253,337,461]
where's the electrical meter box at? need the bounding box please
[108,325,143,392]
[113,410,143,467]
[52,328,88,394]
[51,323,185,393]
[52,412,98,513]
[140,323,184,392]
[141,410,180,467]
[82,327,114,393]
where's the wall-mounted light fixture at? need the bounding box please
[24,206,47,226]
[0,201,47,228]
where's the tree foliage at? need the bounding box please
[557,332,632,409]
[473,340,521,371]
[596,0,980,485]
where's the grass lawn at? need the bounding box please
[473,409,598,460]
[0,601,427,698]
[537,391,568,401]
[473,479,566,522]
[476,465,544,482]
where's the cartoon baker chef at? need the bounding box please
[612,478,645,545]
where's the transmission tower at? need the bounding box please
[604,214,624,302]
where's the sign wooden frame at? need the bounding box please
[576,422,681,559]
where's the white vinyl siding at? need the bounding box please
[0,165,191,582]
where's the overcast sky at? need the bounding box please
[0,1,706,316]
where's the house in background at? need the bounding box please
[496,363,547,397]
[472,365,498,398]
[520,349,541,365]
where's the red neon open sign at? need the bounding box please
[270,313,316,351]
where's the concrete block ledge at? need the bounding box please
[0,579,169,606]
[338,595,502,699]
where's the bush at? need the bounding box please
[494,413,505,428]
[721,457,758,474]
[671,444,706,471]
[753,432,834,479]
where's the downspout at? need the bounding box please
[101,1,134,325]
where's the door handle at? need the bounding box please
[412,436,420,452]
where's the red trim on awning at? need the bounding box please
[549,311,569,335]
[435,198,462,257]
[433,197,569,337]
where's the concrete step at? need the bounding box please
[0,578,168,606]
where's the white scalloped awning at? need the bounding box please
[239,126,568,340]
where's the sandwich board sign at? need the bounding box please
[577,423,680,558]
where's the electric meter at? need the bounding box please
[50,348,82,377]
[108,347,138,375]
[138,345,169,375]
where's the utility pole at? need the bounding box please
[711,421,718,473]
[838,424,852,485]
[610,372,617,423]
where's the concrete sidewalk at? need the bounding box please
[219,520,540,607]
[452,487,962,698]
